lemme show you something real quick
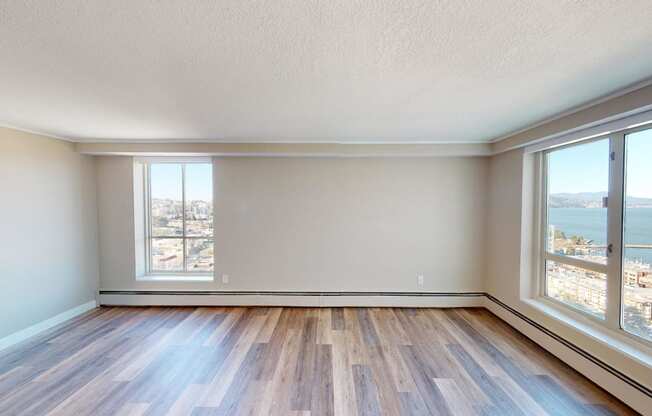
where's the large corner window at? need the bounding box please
[541,127,652,343]
[143,159,214,275]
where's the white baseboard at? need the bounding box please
[98,292,485,308]
[484,297,652,415]
[0,300,98,352]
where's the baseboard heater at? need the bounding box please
[99,290,486,296]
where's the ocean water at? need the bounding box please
[548,208,652,265]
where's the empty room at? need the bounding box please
[1,1,652,415]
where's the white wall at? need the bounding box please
[97,156,488,293]
[0,128,99,340]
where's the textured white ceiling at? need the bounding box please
[1,1,652,143]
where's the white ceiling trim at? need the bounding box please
[523,108,652,154]
[488,77,652,144]
[71,137,488,145]
[76,142,492,158]
[0,122,74,143]
[0,121,485,145]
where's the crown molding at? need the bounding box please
[0,123,74,142]
[76,141,492,158]
[490,79,652,154]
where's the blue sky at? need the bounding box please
[548,129,652,198]
[150,163,212,201]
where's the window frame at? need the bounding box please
[141,157,214,276]
[539,134,613,323]
[538,124,652,345]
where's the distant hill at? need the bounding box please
[549,192,652,208]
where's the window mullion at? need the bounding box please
[540,152,550,298]
[146,163,153,274]
[605,134,626,330]
[543,252,607,274]
[182,164,187,273]
[533,152,546,299]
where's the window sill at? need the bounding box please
[524,297,652,368]
[137,275,214,282]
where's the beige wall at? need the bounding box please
[0,128,99,340]
[97,156,489,293]
[96,156,138,292]
[485,149,652,412]
[485,148,525,298]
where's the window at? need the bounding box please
[541,126,652,343]
[543,139,609,319]
[145,160,213,275]
[622,129,652,340]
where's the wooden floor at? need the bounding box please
[0,307,638,416]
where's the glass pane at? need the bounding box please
[622,128,652,341]
[150,164,183,237]
[546,139,609,265]
[151,238,183,271]
[185,163,213,237]
[186,239,214,272]
[546,260,606,319]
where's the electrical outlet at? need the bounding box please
[222,274,229,284]
[417,274,424,287]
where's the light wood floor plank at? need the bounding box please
[0,306,639,416]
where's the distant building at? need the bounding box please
[624,265,652,288]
